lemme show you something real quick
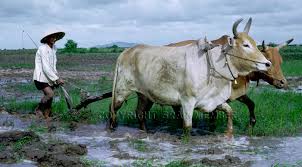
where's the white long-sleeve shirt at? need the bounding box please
[33,44,59,85]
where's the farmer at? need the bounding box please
[33,30,65,119]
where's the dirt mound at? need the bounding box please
[201,155,242,166]
[0,131,87,167]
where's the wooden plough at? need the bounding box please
[60,85,112,112]
[73,92,112,110]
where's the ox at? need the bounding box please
[165,36,293,128]
[108,18,271,136]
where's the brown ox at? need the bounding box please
[135,35,293,130]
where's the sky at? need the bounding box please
[0,0,301,49]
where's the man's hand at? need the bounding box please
[56,78,64,85]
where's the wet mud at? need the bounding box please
[0,130,87,167]
[0,112,302,167]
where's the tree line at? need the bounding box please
[61,39,125,53]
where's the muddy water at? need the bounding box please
[0,113,301,166]
[0,75,301,166]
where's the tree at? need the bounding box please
[110,45,119,53]
[111,44,118,49]
[268,42,277,47]
[64,39,77,52]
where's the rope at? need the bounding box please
[205,46,236,83]
[224,53,237,81]
[224,51,268,64]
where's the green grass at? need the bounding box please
[165,160,194,167]
[282,60,302,76]
[28,124,48,133]
[13,136,33,151]
[0,144,4,152]
[272,160,302,167]
[131,159,204,167]
[279,45,302,61]
[80,157,106,167]
[132,159,156,167]
[5,82,37,94]
[4,100,37,114]
[216,87,302,136]
[129,139,150,152]
[4,85,302,137]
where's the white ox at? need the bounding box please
[108,18,271,136]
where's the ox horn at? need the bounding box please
[232,18,243,38]
[277,38,294,49]
[244,17,252,34]
[262,40,267,51]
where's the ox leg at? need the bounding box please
[218,103,233,138]
[172,105,182,120]
[135,93,153,131]
[108,90,131,131]
[171,105,183,129]
[237,95,256,127]
[209,110,218,132]
[181,99,195,136]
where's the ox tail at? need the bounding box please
[111,56,120,113]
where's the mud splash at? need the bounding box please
[1,112,302,167]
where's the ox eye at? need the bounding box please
[243,44,250,48]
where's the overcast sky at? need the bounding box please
[0,0,301,49]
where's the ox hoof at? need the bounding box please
[106,120,118,132]
[182,127,192,138]
[106,126,117,132]
[139,125,147,132]
[224,131,234,140]
[249,119,256,127]
[209,123,217,132]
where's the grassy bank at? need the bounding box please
[3,85,302,137]
[282,60,302,76]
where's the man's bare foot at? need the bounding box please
[35,109,44,119]
[44,109,52,119]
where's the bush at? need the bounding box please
[63,39,78,53]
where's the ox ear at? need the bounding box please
[197,37,208,51]
[277,38,294,50]
[227,37,234,47]
[198,37,217,51]
[197,37,206,48]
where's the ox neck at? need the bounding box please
[205,45,239,84]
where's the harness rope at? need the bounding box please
[205,49,235,84]
[223,51,268,64]
[205,42,268,85]
[204,44,237,84]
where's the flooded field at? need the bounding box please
[0,54,301,166]
[0,112,302,167]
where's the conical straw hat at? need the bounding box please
[40,29,65,43]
